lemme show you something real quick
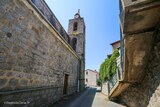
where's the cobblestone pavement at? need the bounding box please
[50,87,124,107]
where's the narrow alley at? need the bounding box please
[1,0,160,107]
[50,88,124,107]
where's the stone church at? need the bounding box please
[0,0,85,106]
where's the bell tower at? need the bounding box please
[68,10,86,91]
[68,9,85,57]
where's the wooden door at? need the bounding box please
[63,74,68,95]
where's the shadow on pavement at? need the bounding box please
[49,87,97,107]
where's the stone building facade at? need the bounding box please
[85,69,99,87]
[106,0,160,107]
[0,0,85,107]
[117,25,160,107]
[110,40,120,51]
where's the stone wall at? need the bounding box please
[0,0,79,106]
[116,27,160,107]
[31,0,70,43]
[102,81,108,96]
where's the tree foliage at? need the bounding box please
[99,49,119,82]
[97,79,101,86]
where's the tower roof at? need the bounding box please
[74,9,81,18]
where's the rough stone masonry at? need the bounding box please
[117,25,160,107]
[0,0,81,107]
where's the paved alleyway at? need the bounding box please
[50,88,124,107]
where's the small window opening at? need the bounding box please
[73,22,78,31]
[86,79,88,82]
[72,38,77,51]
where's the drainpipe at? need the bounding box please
[77,60,81,92]
[77,79,79,92]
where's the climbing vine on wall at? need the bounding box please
[99,49,119,82]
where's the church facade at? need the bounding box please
[0,0,85,106]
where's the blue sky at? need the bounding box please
[45,0,120,71]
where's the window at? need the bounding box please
[72,38,77,51]
[31,0,35,3]
[73,22,78,31]
[68,37,71,45]
[50,15,56,29]
[86,72,88,75]
[86,79,88,82]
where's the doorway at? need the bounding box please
[63,74,68,95]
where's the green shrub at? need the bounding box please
[99,49,119,82]
[97,79,102,86]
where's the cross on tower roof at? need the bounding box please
[78,9,80,14]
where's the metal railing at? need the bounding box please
[30,0,71,45]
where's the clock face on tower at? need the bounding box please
[75,14,79,18]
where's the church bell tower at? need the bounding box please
[68,10,86,91]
